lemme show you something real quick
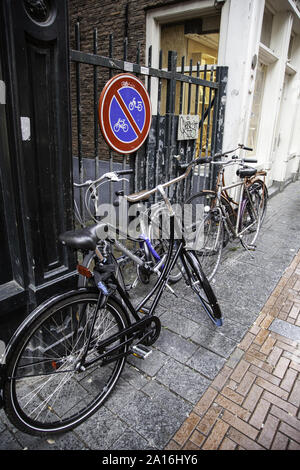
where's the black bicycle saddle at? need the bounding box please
[59,224,99,250]
[236,167,257,178]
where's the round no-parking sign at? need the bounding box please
[98,73,152,154]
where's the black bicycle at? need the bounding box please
[1,157,222,436]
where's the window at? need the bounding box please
[159,15,220,154]
[260,8,273,49]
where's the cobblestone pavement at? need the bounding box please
[1,180,300,450]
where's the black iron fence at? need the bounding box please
[70,23,227,224]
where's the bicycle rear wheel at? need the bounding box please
[3,292,128,436]
[247,179,268,224]
[181,250,222,326]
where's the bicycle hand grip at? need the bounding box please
[239,144,253,151]
[116,169,134,176]
[244,158,257,163]
[194,156,212,165]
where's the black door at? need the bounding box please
[0,0,76,344]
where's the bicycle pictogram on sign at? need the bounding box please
[98,73,152,154]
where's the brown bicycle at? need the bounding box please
[185,144,268,281]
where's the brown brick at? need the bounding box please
[219,437,237,450]
[262,390,298,416]
[236,371,256,396]
[255,377,289,399]
[247,344,268,362]
[267,345,282,367]
[243,384,264,411]
[287,439,300,450]
[289,304,300,319]
[173,412,200,446]
[238,332,255,351]
[190,429,206,448]
[250,364,280,386]
[260,335,276,355]
[260,314,274,329]
[227,428,264,450]
[193,388,218,417]
[182,440,201,450]
[221,410,258,440]
[280,367,298,392]
[249,398,270,429]
[165,440,182,450]
[254,329,270,346]
[271,431,289,450]
[289,380,300,408]
[273,356,290,379]
[221,386,244,405]
[197,404,222,436]
[257,414,279,448]
[270,405,300,431]
[211,365,232,391]
[215,394,250,421]
[202,420,229,450]
[230,359,250,383]
[279,422,300,443]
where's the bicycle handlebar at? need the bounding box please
[74,169,133,188]
[213,144,253,159]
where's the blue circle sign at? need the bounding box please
[98,73,152,154]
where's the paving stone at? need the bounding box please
[0,430,22,450]
[128,348,168,377]
[111,428,155,450]
[116,388,191,449]
[187,346,226,379]
[190,324,236,358]
[76,405,128,450]
[159,310,200,338]
[154,357,212,404]
[269,318,300,342]
[155,328,199,363]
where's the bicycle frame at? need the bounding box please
[78,211,185,369]
[215,165,261,239]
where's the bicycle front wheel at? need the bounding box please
[181,250,222,326]
[3,292,128,436]
[239,189,262,246]
[184,191,224,281]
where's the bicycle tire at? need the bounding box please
[247,179,268,224]
[239,188,262,246]
[184,191,225,280]
[3,291,129,436]
[148,219,182,284]
[181,250,222,326]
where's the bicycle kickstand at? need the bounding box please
[240,238,256,259]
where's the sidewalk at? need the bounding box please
[166,250,300,450]
[0,179,300,450]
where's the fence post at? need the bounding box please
[165,50,177,187]
[210,66,228,189]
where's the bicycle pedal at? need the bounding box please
[139,307,150,314]
[131,344,152,359]
[248,244,256,251]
